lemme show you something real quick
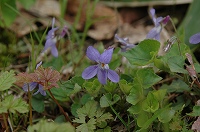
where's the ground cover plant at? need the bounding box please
[1,0,200,131]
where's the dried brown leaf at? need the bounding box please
[16,72,37,84]
[34,67,60,90]
[35,67,60,83]
[66,0,122,40]
[186,65,198,79]
[185,53,194,65]
[192,116,200,131]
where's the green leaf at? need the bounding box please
[31,97,44,113]
[162,42,190,60]
[152,89,167,102]
[96,110,113,124]
[154,57,170,72]
[71,94,92,117]
[142,92,159,113]
[160,79,190,93]
[43,56,64,71]
[178,0,200,47]
[158,108,175,123]
[71,103,81,117]
[168,56,187,73]
[194,63,200,73]
[96,126,111,132]
[121,39,160,66]
[137,111,149,128]
[139,106,169,130]
[80,94,93,105]
[0,0,18,27]
[118,79,132,95]
[27,119,75,132]
[100,93,120,108]
[126,81,144,105]
[49,87,70,102]
[120,74,133,82]
[187,106,200,116]
[50,76,83,101]
[73,100,112,132]
[161,42,190,72]
[136,68,162,89]
[0,70,16,91]
[76,100,97,118]
[83,79,102,97]
[54,115,66,123]
[128,102,142,114]
[73,101,100,132]
[76,118,96,132]
[109,58,121,70]
[104,81,117,93]
[0,95,28,114]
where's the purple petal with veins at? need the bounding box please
[97,69,107,85]
[86,46,100,62]
[51,44,58,57]
[107,69,119,83]
[82,65,98,79]
[99,48,114,64]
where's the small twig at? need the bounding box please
[48,89,72,125]
[157,77,176,84]
[3,113,9,132]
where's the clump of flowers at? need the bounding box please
[16,62,61,96]
[115,34,136,52]
[146,8,170,41]
[82,46,119,84]
[43,18,68,57]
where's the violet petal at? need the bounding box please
[82,65,98,79]
[52,17,55,28]
[150,8,156,24]
[115,34,129,46]
[43,39,56,52]
[34,84,46,96]
[162,15,170,25]
[39,85,46,96]
[99,48,114,64]
[97,69,107,85]
[107,69,119,83]
[189,33,200,44]
[23,82,38,92]
[86,46,100,62]
[146,26,162,41]
[51,44,58,57]
[46,28,59,40]
[60,26,68,38]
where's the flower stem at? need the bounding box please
[169,18,182,56]
[27,85,33,125]
[48,89,72,124]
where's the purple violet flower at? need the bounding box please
[23,82,46,96]
[189,33,200,44]
[43,18,68,57]
[22,61,46,96]
[82,46,119,85]
[115,34,136,52]
[146,8,170,41]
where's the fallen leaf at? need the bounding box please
[65,0,123,40]
[192,116,200,131]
